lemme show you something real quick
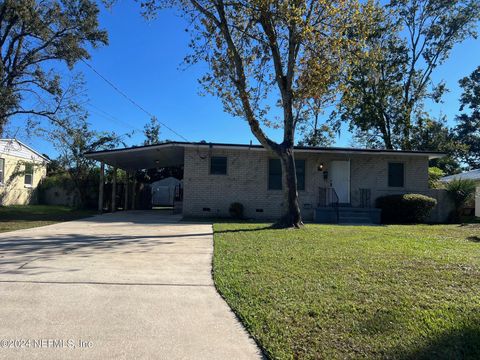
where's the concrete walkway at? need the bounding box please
[0,211,262,360]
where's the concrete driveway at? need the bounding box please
[0,211,262,359]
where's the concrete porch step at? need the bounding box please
[339,211,372,217]
[339,217,373,225]
[314,207,381,224]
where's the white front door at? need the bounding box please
[330,160,350,203]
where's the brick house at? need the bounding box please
[86,141,449,223]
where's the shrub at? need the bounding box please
[376,194,437,224]
[428,167,445,189]
[37,172,99,209]
[229,202,244,219]
[37,173,76,205]
[445,179,477,222]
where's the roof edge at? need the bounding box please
[84,141,444,158]
[0,138,50,162]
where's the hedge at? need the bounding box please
[376,193,437,224]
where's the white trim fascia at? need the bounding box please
[0,139,50,162]
[84,142,443,160]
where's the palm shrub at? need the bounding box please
[445,179,477,222]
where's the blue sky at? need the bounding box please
[10,1,480,158]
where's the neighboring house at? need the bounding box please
[441,169,480,184]
[0,139,49,206]
[151,177,182,206]
[85,141,449,223]
[441,169,480,218]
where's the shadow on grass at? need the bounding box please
[390,326,480,360]
[214,225,278,234]
[467,236,480,243]
[211,219,305,234]
[358,309,399,336]
[459,222,480,227]
[0,206,95,223]
[182,217,278,233]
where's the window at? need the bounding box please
[210,156,227,175]
[388,162,404,187]
[268,159,306,191]
[0,158,4,184]
[24,163,33,186]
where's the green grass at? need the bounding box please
[213,223,480,359]
[0,205,96,233]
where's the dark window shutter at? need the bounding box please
[295,159,306,191]
[269,159,306,190]
[388,163,404,187]
[268,159,282,190]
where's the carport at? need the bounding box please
[85,142,185,212]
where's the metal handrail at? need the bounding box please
[318,187,326,207]
[319,187,340,223]
[331,187,339,223]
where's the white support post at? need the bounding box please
[131,175,137,210]
[111,166,117,212]
[124,171,129,211]
[98,161,105,213]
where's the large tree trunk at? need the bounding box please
[379,125,393,150]
[402,105,413,150]
[380,112,393,149]
[0,111,6,137]
[277,146,303,228]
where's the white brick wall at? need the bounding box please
[182,147,430,220]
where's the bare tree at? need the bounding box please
[0,0,108,134]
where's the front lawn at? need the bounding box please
[213,223,480,359]
[0,205,95,233]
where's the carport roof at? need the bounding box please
[84,141,444,170]
[84,142,185,170]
